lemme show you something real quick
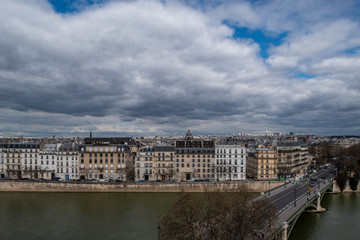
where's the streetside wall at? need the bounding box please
[0,181,283,193]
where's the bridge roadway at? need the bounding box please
[265,169,334,239]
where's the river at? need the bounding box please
[0,192,178,240]
[0,192,358,240]
[290,193,360,240]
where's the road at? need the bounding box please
[268,169,333,214]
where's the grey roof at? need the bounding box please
[139,145,175,152]
[59,143,79,152]
[84,137,136,145]
[42,144,57,151]
[176,148,215,154]
[0,142,40,148]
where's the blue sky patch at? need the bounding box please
[49,0,108,13]
[224,21,287,59]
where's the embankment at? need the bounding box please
[0,180,283,193]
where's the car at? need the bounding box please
[108,179,115,183]
[115,179,123,183]
[53,177,62,181]
[98,179,106,183]
[311,178,318,181]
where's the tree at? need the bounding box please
[349,175,359,191]
[125,159,135,181]
[23,166,38,180]
[38,166,48,179]
[160,186,277,240]
[336,174,347,192]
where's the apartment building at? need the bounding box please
[274,140,309,180]
[0,142,40,179]
[136,145,175,181]
[79,144,132,180]
[36,143,58,180]
[175,147,215,181]
[247,148,277,180]
[215,145,246,181]
[57,143,79,180]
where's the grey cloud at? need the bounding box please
[0,0,359,136]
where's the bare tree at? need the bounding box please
[23,166,39,180]
[226,166,235,181]
[160,185,277,240]
[116,165,127,181]
[164,166,176,181]
[38,166,48,179]
[125,159,135,181]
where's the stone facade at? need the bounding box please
[79,144,132,181]
[215,145,246,181]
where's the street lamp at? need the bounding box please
[268,181,271,196]
[294,188,297,206]
[157,224,161,240]
[157,215,161,240]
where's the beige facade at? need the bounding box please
[175,148,215,181]
[247,148,277,180]
[136,146,175,181]
[79,144,132,180]
[275,141,309,180]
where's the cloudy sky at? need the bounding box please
[0,0,360,137]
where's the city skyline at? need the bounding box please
[1,0,360,137]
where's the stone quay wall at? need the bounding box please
[0,180,283,193]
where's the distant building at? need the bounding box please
[175,130,214,148]
[215,145,246,181]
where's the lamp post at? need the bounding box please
[294,188,297,206]
[157,216,161,240]
[268,181,271,196]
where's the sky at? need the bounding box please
[0,0,360,137]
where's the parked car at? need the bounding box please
[98,179,106,183]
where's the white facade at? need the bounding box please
[57,144,79,180]
[38,144,59,179]
[0,150,5,178]
[215,145,246,181]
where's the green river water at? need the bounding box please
[0,192,358,240]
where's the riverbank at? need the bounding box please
[0,180,283,193]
